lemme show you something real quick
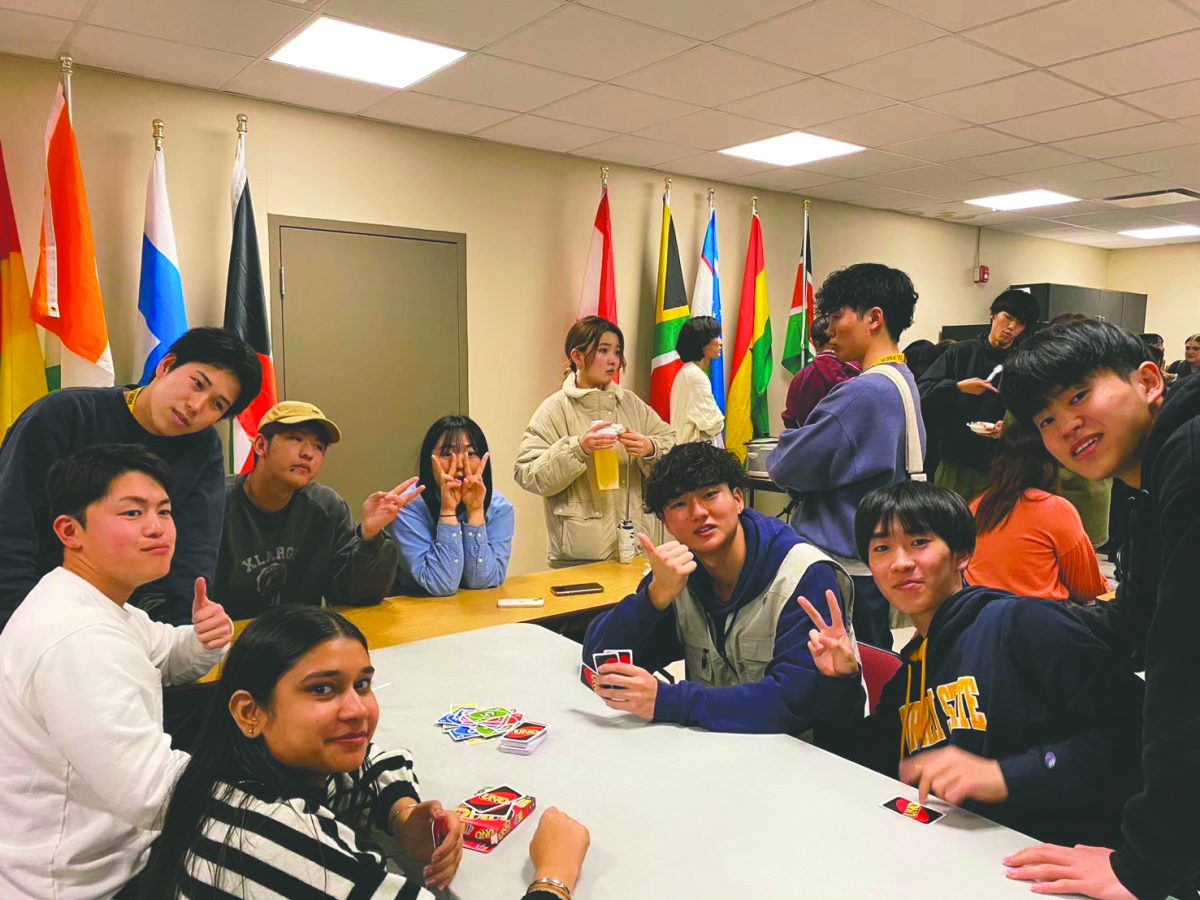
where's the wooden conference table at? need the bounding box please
[371,624,1040,900]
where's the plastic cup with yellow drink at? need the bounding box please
[591,420,625,491]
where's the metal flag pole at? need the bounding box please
[59,55,73,121]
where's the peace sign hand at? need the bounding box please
[461,452,490,514]
[797,591,859,677]
[431,453,463,510]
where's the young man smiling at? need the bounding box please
[999,321,1200,900]
[0,326,261,629]
[804,481,1143,850]
[0,444,233,899]
[215,400,419,619]
[582,441,852,735]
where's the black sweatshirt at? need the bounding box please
[0,387,225,628]
[918,332,1011,473]
[814,587,1144,847]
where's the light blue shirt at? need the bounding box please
[390,490,515,596]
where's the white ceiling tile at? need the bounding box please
[1051,209,1177,230]
[486,5,695,81]
[359,91,514,134]
[571,134,698,167]
[862,164,984,190]
[413,54,593,112]
[958,145,1087,175]
[320,0,562,51]
[0,0,88,18]
[964,0,1196,66]
[658,152,776,181]
[533,83,699,132]
[0,9,71,59]
[811,104,965,145]
[614,45,800,108]
[825,36,1026,101]
[870,0,1059,32]
[1072,173,1180,198]
[1122,80,1200,119]
[917,71,1099,123]
[577,0,804,42]
[730,168,841,191]
[849,186,939,209]
[68,25,253,89]
[717,0,943,76]
[223,60,394,114]
[802,180,877,202]
[634,110,787,152]
[1104,145,1200,179]
[472,114,616,152]
[1180,114,1200,131]
[991,100,1157,144]
[1009,161,1138,188]
[1050,30,1200,95]
[884,128,1030,162]
[923,177,1028,200]
[719,77,893,129]
[1053,122,1200,159]
[87,0,307,57]
[799,148,925,178]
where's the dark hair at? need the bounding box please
[815,263,917,341]
[1187,333,1200,345]
[137,607,369,899]
[1139,332,1164,347]
[644,442,746,517]
[1048,312,1089,326]
[974,419,1057,534]
[163,327,263,418]
[418,415,493,519]
[989,289,1040,326]
[1143,338,1165,369]
[565,316,625,374]
[855,480,976,561]
[902,339,936,380]
[676,316,721,363]
[811,314,833,349]
[1000,320,1151,423]
[46,444,172,526]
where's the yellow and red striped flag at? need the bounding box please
[0,142,47,431]
[32,82,113,389]
[727,205,772,462]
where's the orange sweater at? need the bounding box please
[967,489,1109,602]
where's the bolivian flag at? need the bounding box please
[0,142,47,432]
[648,184,688,421]
[727,208,772,462]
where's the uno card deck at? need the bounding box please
[456,786,536,853]
[881,797,944,825]
[500,721,549,755]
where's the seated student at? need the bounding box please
[216,401,419,619]
[780,313,860,429]
[515,316,674,567]
[0,326,261,629]
[803,481,1143,849]
[966,419,1108,602]
[0,444,234,900]
[670,315,725,444]
[998,321,1200,900]
[583,441,852,735]
[392,415,515,596]
[137,605,592,900]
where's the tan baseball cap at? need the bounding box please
[258,400,342,444]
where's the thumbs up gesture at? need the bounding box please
[638,533,696,611]
[191,577,234,650]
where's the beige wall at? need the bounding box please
[1107,243,1200,361]
[0,53,1127,577]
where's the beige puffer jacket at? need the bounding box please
[515,373,676,566]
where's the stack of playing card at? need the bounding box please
[579,648,632,690]
[456,785,536,853]
[434,704,525,743]
[499,721,550,755]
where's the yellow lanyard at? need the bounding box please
[124,387,143,413]
[870,353,907,369]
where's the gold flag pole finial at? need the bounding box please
[664,176,672,204]
[601,166,608,188]
[707,187,715,208]
[804,198,811,212]
[751,195,758,215]
[152,118,165,152]
[59,54,73,119]
[237,113,248,135]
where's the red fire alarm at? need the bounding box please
[974,265,990,284]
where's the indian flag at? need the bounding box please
[648,183,689,421]
[31,83,113,389]
[0,142,47,431]
[727,207,772,462]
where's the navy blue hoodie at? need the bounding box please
[814,586,1144,847]
[582,509,845,735]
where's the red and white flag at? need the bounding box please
[577,184,617,324]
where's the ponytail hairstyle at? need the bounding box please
[564,316,625,375]
[138,607,370,898]
[973,419,1057,534]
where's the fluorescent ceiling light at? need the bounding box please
[719,131,864,167]
[965,189,1079,211]
[270,17,465,90]
[1118,224,1200,239]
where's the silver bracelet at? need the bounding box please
[528,876,572,898]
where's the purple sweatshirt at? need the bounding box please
[582,510,847,735]
[782,352,860,429]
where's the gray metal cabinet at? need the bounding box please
[1007,282,1147,332]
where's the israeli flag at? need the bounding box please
[136,146,187,385]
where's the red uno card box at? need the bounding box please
[456,790,536,853]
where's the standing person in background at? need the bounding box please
[781,313,860,429]
[966,420,1108,602]
[392,415,514,596]
[1165,332,1200,381]
[906,338,954,476]
[918,289,1040,503]
[670,315,725,445]
[515,317,674,567]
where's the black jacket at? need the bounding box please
[918,333,1011,472]
[814,587,1144,847]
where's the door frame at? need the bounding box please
[266,215,469,412]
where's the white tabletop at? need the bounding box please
[370,623,1042,900]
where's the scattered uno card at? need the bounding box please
[881,797,944,825]
[500,721,549,756]
[456,786,536,853]
[434,704,551,751]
